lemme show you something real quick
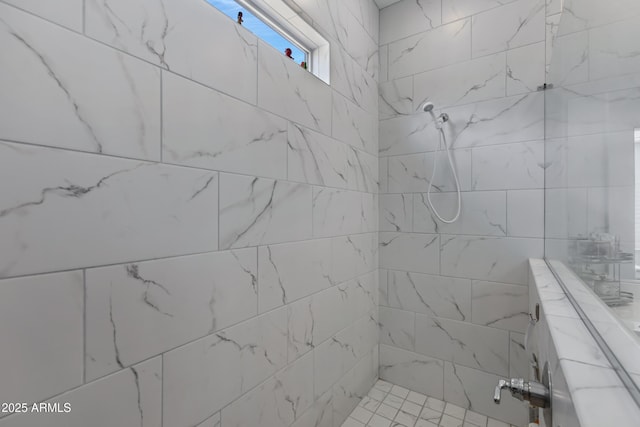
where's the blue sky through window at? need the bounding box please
[206,0,307,64]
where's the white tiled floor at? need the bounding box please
[341,380,518,427]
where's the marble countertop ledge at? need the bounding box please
[529,259,640,427]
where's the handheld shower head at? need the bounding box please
[421,101,435,113]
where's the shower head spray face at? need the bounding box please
[421,101,435,113]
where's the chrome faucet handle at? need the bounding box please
[494,379,510,404]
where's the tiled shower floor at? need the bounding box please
[341,380,518,427]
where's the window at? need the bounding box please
[206,0,330,83]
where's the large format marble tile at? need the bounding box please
[413,53,506,109]
[258,40,331,135]
[471,141,544,190]
[471,0,545,58]
[379,344,444,399]
[472,281,529,333]
[0,142,218,278]
[507,42,545,95]
[387,149,472,193]
[331,43,378,116]
[258,238,333,313]
[379,194,413,232]
[85,248,258,381]
[218,173,312,249]
[162,308,287,427]
[85,0,258,103]
[442,0,519,23]
[556,0,640,37]
[312,187,366,238]
[387,271,471,321]
[415,315,510,376]
[546,31,589,87]
[413,191,507,236]
[331,233,378,284]
[0,271,83,406]
[506,189,544,238]
[379,76,414,120]
[544,188,588,239]
[379,113,440,156]
[332,93,378,156]
[162,72,287,179]
[333,351,378,425]
[440,235,543,285]
[590,18,640,80]
[379,306,415,351]
[444,92,544,149]
[388,19,471,80]
[0,3,161,160]
[379,232,440,275]
[0,358,162,427]
[222,351,314,427]
[444,362,527,426]
[288,123,350,189]
[2,0,82,31]
[379,0,442,45]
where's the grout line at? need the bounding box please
[82,269,87,385]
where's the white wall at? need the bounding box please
[377,0,550,424]
[0,0,379,426]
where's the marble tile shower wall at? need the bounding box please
[0,0,380,426]
[543,0,640,266]
[377,0,551,425]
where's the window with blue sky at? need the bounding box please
[206,0,307,64]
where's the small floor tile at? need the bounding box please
[383,394,404,409]
[351,407,375,424]
[439,414,464,427]
[419,407,442,423]
[394,410,417,426]
[368,414,393,427]
[443,403,466,420]
[376,403,399,420]
[360,396,383,412]
[406,391,427,405]
[375,380,394,393]
[425,397,446,412]
[342,417,366,427]
[390,385,410,398]
[401,400,422,417]
[369,388,388,401]
[415,420,438,427]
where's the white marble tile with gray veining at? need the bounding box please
[380,44,389,82]
[379,232,440,275]
[442,0,520,24]
[387,270,471,321]
[557,0,640,37]
[222,351,314,427]
[0,142,218,279]
[331,233,378,284]
[288,123,350,189]
[413,191,507,236]
[0,3,161,160]
[472,281,529,333]
[0,357,162,427]
[472,141,545,190]
[590,17,640,81]
[379,306,415,352]
[387,149,472,193]
[219,173,312,249]
[162,72,287,179]
[380,0,442,45]
[162,308,287,427]
[440,235,544,285]
[546,31,589,87]
[444,362,527,426]
[332,93,378,156]
[196,413,221,427]
[507,189,544,238]
[258,40,331,135]
[85,248,257,381]
[544,188,588,239]
[413,52,506,109]
[331,43,378,115]
[379,76,414,120]
[3,0,82,31]
[312,187,365,238]
[388,19,471,80]
[379,344,444,399]
[258,238,333,313]
[471,0,545,58]
[379,113,441,156]
[347,147,379,193]
[507,42,545,95]
[415,315,510,376]
[509,332,528,378]
[290,390,333,427]
[85,0,258,103]
[380,193,413,232]
[444,92,544,149]
[0,271,83,407]
[333,352,378,425]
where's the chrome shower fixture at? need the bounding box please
[420,101,449,124]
